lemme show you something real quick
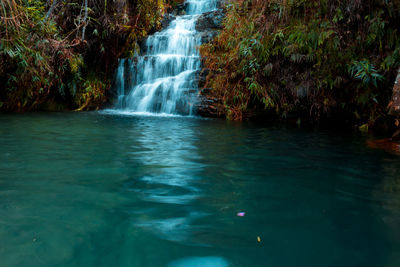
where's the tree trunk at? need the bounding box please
[44,0,57,22]
[81,0,88,40]
[389,67,400,117]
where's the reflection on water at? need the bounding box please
[168,256,229,267]
[130,118,202,203]
[123,118,206,243]
[0,112,400,266]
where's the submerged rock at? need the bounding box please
[367,138,400,156]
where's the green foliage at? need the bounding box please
[0,0,179,111]
[201,0,400,124]
[75,77,107,111]
[349,60,384,88]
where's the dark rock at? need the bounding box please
[199,31,219,43]
[199,69,209,88]
[194,95,224,118]
[193,69,210,88]
[392,129,400,141]
[195,9,224,32]
[173,3,188,16]
[137,38,147,55]
[200,88,213,94]
[191,2,227,117]
[160,14,175,29]
[216,0,229,9]
[194,84,224,118]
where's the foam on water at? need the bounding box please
[101,109,190,118]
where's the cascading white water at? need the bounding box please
[113,0,218,115]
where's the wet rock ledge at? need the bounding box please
[194,3,226,118]
[196,9,225,43]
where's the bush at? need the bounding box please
[0,0,182,111]
[200,0,400,125]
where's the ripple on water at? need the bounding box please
[1,112,400,266]
[168,256,230,267]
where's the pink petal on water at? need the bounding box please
[237,212,246,217]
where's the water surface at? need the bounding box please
[0,112,400,266]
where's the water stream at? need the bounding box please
[113,0,217,115]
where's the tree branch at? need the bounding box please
[44,0,57,22]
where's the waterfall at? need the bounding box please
[113,0,218,116]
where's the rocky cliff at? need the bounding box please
[194,5,226,118]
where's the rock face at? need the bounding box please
[195,88,225,118]
[195,6,226,118]
[160,13,175,29]
[195,9,224,31]
[192,68,224,117]
[389,67,400,116]
[195,9,224,43]
[174,3,186,15]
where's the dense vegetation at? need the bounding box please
[0,0,182,111]
[200,0,400,129]
[2,0,400,131]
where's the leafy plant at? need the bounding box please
[200,0,400,126]
[0,0,181,111]
[349,60,384,88]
